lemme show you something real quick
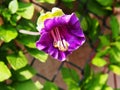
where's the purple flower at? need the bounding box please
[36,8,85,61]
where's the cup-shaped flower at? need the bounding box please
[36,7,85,61]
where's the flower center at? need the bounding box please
[51,27,69,51]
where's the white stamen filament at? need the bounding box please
[51,27,69,51]
[19,30,40,35]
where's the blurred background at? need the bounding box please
[0,0,120,90]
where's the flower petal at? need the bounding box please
[36,10,85,61]
[36,31,69,61]
[48,46,70,61]
[60,28,85,51]
[36,32,52,51]
[61,13,85,37]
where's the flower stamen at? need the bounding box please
[51,27,69,51]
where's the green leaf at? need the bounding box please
[109,64,120,75]
[35,81,43,90]
[0,25,18,42]
[12,80,39,90]
[87,0,110,16]
[61,67,80,89]
[68,83,81,90]
[102,84,113,90]
[96,46,110,57]
[81,17,88,31]
[109,46,120,63]
[79,64,94,89]
[62,0,74,9]
[62,0,75,2]
[92,57,107,67]
[84,64,93,79]
[85,73,108,90]
[99,35,110,47]
[0,61,11,82]
[8,0,18,14]
[17,2,34,19]
[27,48,48,63]
[7,51,28,70]
[113,41,120,51]
[88,18,100,41]
[12,65,37,81]
[61,67,80,84]
[37,0,56,4]
[17,35,37,48]
[10,14,21,26]
[96,0,113,6]
[0,84,14,90]
[110,15,120,39]
[1,9,11,21]
[43,81,59,90]
[17,19,37,31]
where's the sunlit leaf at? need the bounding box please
[92,57,107,67]
[0,25,18,42]
[37,0,56,4]
[61,67,80,89]
[12,80,39,90]
[109,46,120,63]
[7,51,28,70]
[17,35,37,48]
[17,3,34,19]
[0,61,11,82]
[12,65,37,81]
[43,81,59,90]
[35,81,43,90]
[85,73,108,90]
[8,0,18,14]
[109,64,120,75]
[27,48,48,62]
[102,84,113,90]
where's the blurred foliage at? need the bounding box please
[0,0,47,89]
[0,0,120,90]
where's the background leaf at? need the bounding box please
[17,35,37,48]
[109,64,120,75]
[27,48,48,62]
[12,65,37,81]
[96,0,113,6]
[0,25,18,42]
[12,80,40,90]
[17,3,34,19]
[7,51,28,70]
[37,0,56,4]
[8,0,18,14]
[110,15,120,39]
[0,61,11,82]
[92,57,107,67]
[43,81,59,90]
[61,67,80,90]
